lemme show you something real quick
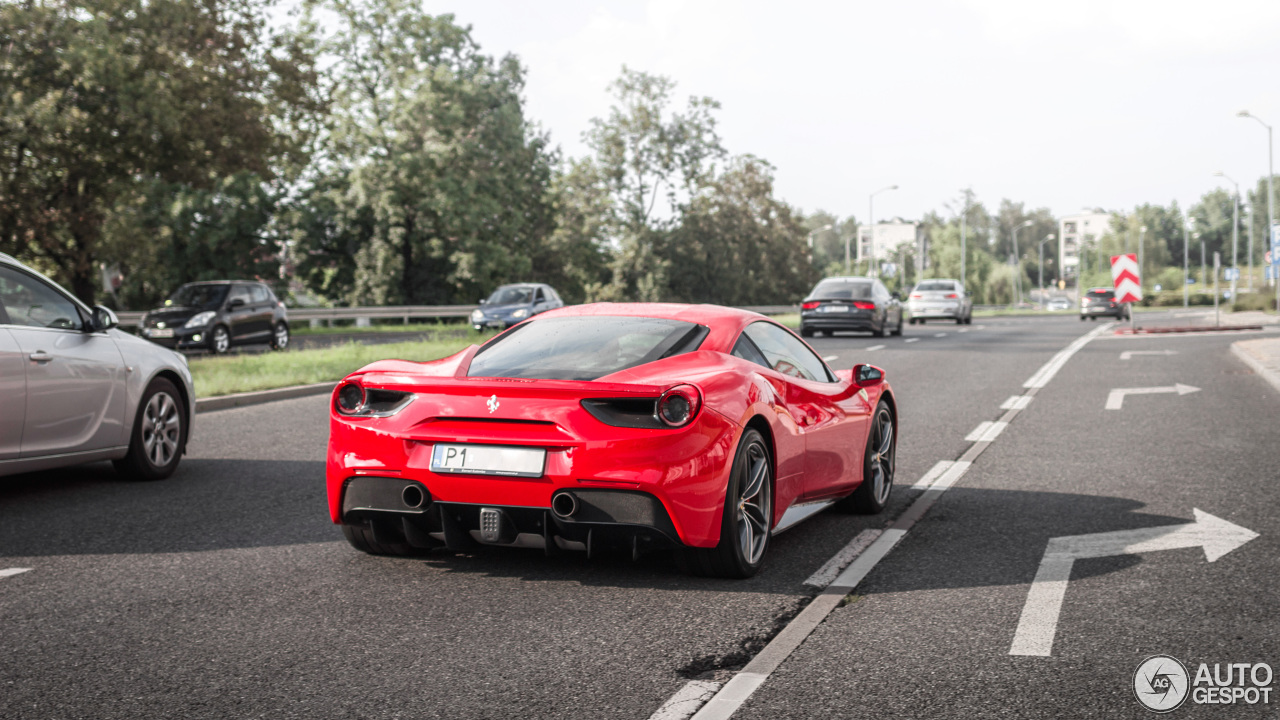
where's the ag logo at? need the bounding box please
[1134,655,1190,712]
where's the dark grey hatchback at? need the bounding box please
[799,276,904,338]
[140,281,290,354]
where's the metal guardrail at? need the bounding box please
[115,304,798,328]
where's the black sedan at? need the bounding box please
[799,276,904,338]
[1080,287,1130,321]
[139,281,290,354]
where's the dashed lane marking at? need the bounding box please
[904,338,920,343]
[803,529,883,588]
[965,421,1008,442]
[865,345,885,351]
[910,460,954,490]
[1001,395,1033,410]
[648,680,722,720]
[934,333,947,338]
[0,568,32,580]
[671,324,1112,720]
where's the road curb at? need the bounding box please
[1231,339,1280,395]
[195,382,335,413]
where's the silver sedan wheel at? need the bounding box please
[736,440,772,565]
[142,391,181,467]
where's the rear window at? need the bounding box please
[915,280,956,292]
[468,316,707,381]
[809,280,872,300]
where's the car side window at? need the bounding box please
[731,334,770,367]
[250,284,270,304]
[534,288,546,304]
[0,266,82,330]
[228,285,251,306]
[742,322,834,383]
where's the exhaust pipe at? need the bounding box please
[551,491,578,519]
[401,484,427,509]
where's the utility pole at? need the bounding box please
[960,201,967,291]
[1183,214,1190,308]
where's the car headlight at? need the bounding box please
[184,311,216,329]
[511,308,530,319]
[470,309,484,323]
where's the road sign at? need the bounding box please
[1225,267,1240,281]
[1110,253,1142,303]
[1009,509,1258,656]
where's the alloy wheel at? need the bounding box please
[736,441,772,565]
[142,391,181,468]
[213,327,229,354]
[274,323,289,349]
[869,407,895,505]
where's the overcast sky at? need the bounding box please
[417,0,1280,223]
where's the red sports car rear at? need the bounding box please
[326,303,897,578]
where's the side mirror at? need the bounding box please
[227,298,245,309]
[91,305,118,332]
[853,363,884,386]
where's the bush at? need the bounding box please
[1231,292,1279,313]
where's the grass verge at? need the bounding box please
[291,319,469,336]
[190,331,492,397]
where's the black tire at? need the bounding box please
[840,401,895,514]
[872,321,886,338]
[209,324,231,354]
[964,314,972,325]
[341,522,423,557]
[1080,315,1086,321]
[1091,316,1098,321]
[800,325,814,338]
[684,429,773,579]
[821,329,834,337]
[955,316,963,325]
[908,317,916,325]
[113,377,186,481]
[271,321,290,351]
[891,313,903,336]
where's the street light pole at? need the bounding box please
[1038,234,1055,307]
[1239,111,1274,310]
[1214,171,1240,301]
[1246,200,1254,292]
[868,185,898,277]
[1183,213,1190,308]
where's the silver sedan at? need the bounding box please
[906,279,973,325]
[1,253,195,480]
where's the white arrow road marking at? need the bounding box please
[1105,383,1200,410]
[648,680,723,720]
[1009,509,1258,657]
[1001,395,1033,410]
[965,421,1007,442]
[865,345,885,351]
[1120,350,1178,360]
[0,568,32,580]
[904,338,920,343]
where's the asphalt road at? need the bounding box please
[2,313,1277,719]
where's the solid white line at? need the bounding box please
[692,674,768,720]
[934,332,947,338]
[822,355,838,362]
[1008,556,1073,656]
[1023,323,1113,389]
[865,345,885,351]
[648,680,723,720]
[904,338,920,343]
[803,529,883,587]
[0,568,32,579]
[910,460,953,490]
[1001,395,1032,410]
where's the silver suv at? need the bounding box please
[0,254,195,480]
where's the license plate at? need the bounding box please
[149,328,174,338]
[430,443,546,478]
[820,305,850,313]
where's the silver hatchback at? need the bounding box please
[1,254,195,480]
[907,279,973,325]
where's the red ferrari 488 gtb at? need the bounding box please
[326,303,897,578]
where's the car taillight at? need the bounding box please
[910,294,922,299]
[657,385,701,428]
[336,382,365,414]
[802,301,820,310]
[853,301,876,310]
[945,293,958,298]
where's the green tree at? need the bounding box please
[294,0,555,305]
[0,0,316,304]
[666,157,816,305]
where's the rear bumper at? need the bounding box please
[800,309,876,331]
[1082,305,1125,317]
[326,406,740,549]
[340,476,681,553]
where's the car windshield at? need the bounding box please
[486,286,534,305]
[166,284,229,309]
[468,316,705,381]
[809,280,872,300]
[915,281,955,292]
